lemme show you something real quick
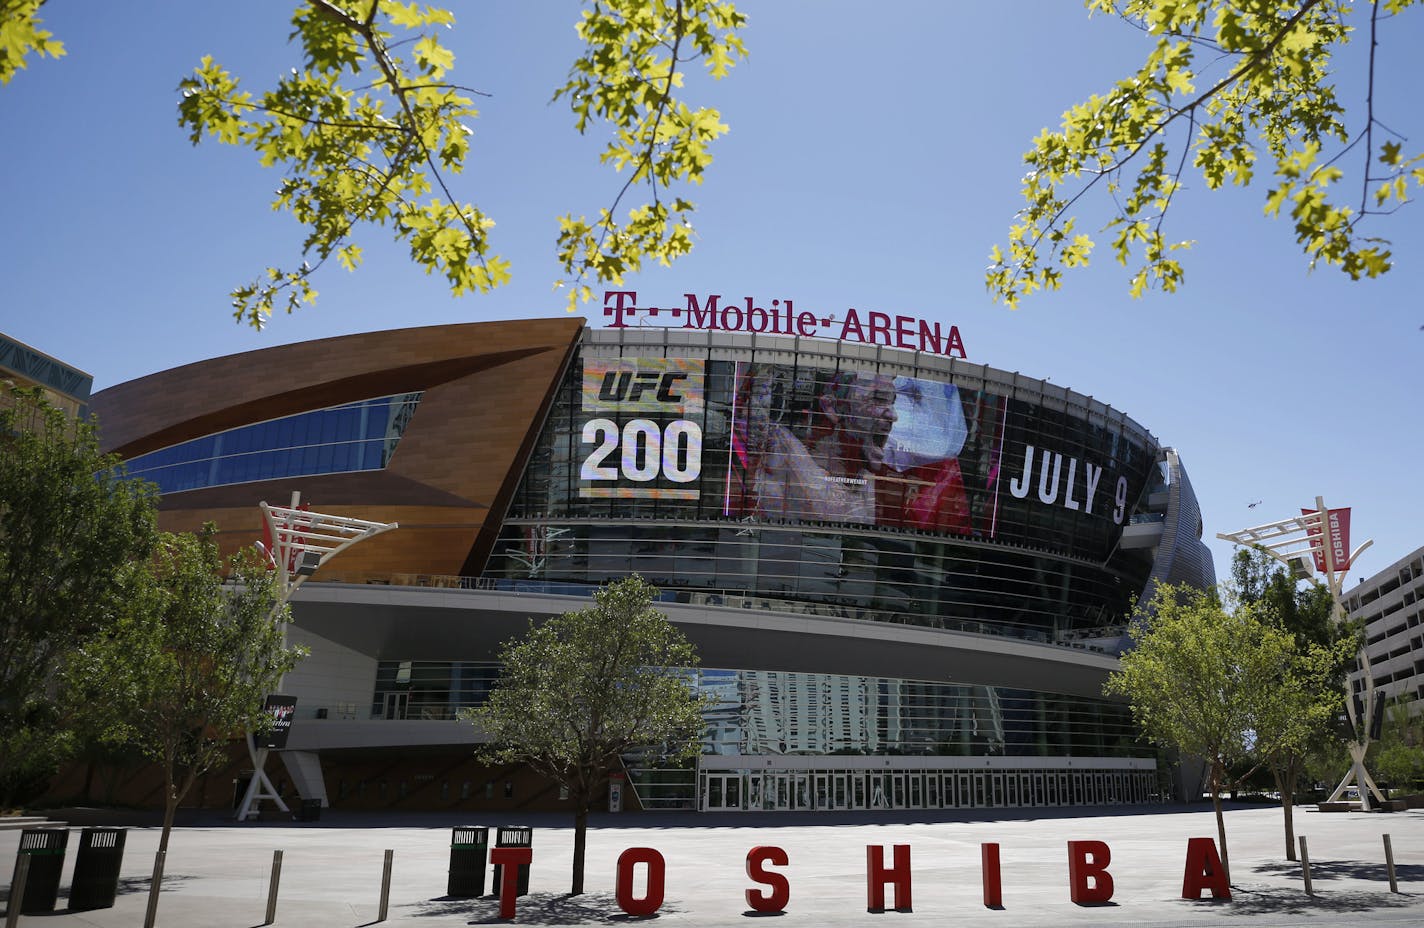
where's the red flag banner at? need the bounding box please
[1302,507,1352,573]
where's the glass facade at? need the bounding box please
[489,340,1158,644]
[125,392,422,493]
[366,660,1153,810]
[369,662,1144,758]
[96,321,1213,815]
[372,660,499,721]
[700,669,1145,758]
[469,332,1182,810]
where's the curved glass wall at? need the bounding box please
[487,524,1139,644]
[698,669,1147,758]
[367,660,1154,811]
[494,341,1158,641]
[126,392,422,493]
[369,661,1147,757]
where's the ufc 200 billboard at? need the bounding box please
[579,358,706,501]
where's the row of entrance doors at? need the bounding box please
[700,768,1157,812]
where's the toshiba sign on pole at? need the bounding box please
[1303,507,1352,573]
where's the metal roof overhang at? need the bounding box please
[289,584,1120,700]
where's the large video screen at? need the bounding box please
[568,356,1151,558]
[722,363,1008,536]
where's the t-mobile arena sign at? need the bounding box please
[601,291,968,359]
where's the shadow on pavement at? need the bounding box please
[1254,857,1424,883]
[403,890,686,923]
[1213,883,1413,916]
[112,872,196,896]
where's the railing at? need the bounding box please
[301,699,467,722]
[310,572,1115,654]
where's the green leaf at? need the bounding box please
[0,0,66,85]
[987,0,1404,306]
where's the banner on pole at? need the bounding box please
[1302,507,1351,573]
[261,695,298,749]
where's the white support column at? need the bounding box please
[236,492,396,822]
[1218,497,1378,810]
[281,751,330,808]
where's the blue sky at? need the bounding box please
[2,1,1421,587]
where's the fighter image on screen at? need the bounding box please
[742,370,897,524]
[878,376,976,536]
[728,365,999,536]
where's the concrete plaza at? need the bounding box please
[4,803,1424,926]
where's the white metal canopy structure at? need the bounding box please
[235,492,397,822]
[1218,497,1376,810]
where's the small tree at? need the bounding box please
[0,384,157,804]
[66,528,304,857]
[1248,636,1348,860]
[467,575,707,894]
[1226,547,1355,860]
[1107,583,1313,883]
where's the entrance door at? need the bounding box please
[770,773,791,810]
[851,774,867,810]
[891,774,907,808]
[789,774,810,810]
[869,775,890,809]
[383,692,408,720]
[703,773,743,811]
[747,774,765,811]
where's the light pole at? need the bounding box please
[1217,497,1377,810]
[235,492,397,821]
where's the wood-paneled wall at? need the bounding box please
[89,319,583,577]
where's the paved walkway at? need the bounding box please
[4,803,1423,926]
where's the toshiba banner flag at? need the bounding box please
[1303,507,1352,573]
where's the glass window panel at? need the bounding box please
[121,392,425,494]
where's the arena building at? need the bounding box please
[88,311,1215,814]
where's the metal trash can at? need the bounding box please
[446,826,489,897]
[491,825,533,896]
[68,827,127,911]
[10,827,69,914]
[296,798,322,822]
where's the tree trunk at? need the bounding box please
[1211,761,1231,886]
[1276,765,1298,861]
[159,781,178,857]
[571,805,589,895]
[158,765,198,858]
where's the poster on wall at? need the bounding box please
[579,358,706,500]
[722,363,1008,537]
